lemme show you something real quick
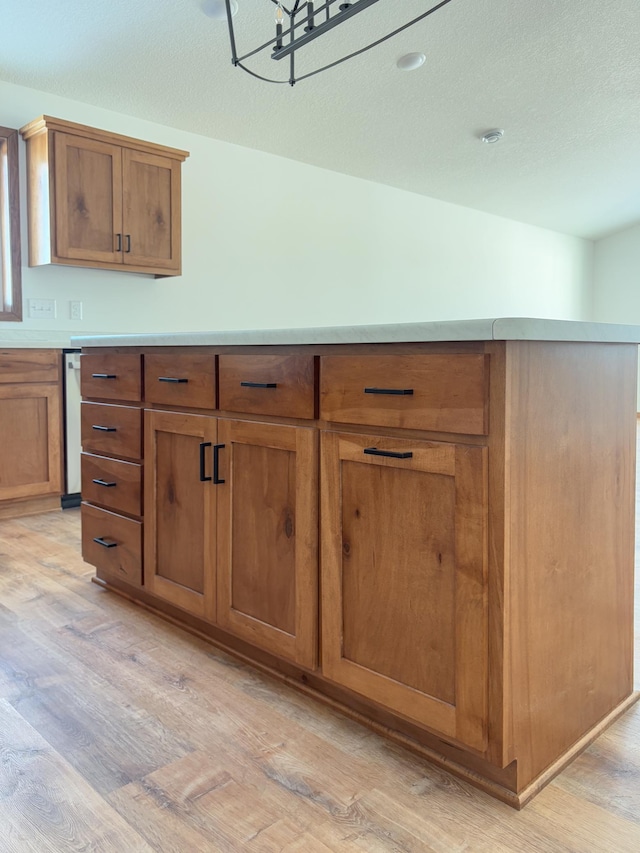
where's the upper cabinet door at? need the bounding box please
[321,431,489,753]
[54,132,123,264]
[122,149,181,273]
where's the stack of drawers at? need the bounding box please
[80,354,143,587]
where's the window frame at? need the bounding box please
[0,126,22,322]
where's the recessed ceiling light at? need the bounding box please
[202,0,238,20]
[481,129,504,144]
[396,53,426,72]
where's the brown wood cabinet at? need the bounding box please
[19,117,189,277]
[143,410,319,667]
[321,430,488,752]
[216,418,318,669]
[79,337,639,809]
[0,350,63,515]
[144,410,217,620]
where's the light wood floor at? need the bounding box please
[0,507,638,853]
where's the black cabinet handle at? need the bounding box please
[92,478,116,487]
[115,233,122,252]
[158,377,189,384]
[240,381,278,389]
[93,537,117,548]
[213,443,225,485]
[125,234,131,253]
[92,425,117,432]
[92,373,117,379]
[364,447,413,460]
[200,442,212,482]
[364,387,414,396]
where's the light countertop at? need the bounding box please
[0,330,80,349]
[72,318,640,348]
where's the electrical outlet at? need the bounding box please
[70,301,83,320]
[28,298,57,319]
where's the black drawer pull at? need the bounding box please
[92,478,117,488]
[158,377,189,383]
[240,381,278,389]
[213,443,226,485]
[125,234,131,253]
[92,425,117,432]
[92,373,117,379]
[364,387,414,396]
[364,447,413,460]
[115,233,122,252]
[200,442,212,482]
[93,537,117,548]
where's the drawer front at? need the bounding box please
[145,354,216,409]
[219,354,315,419]
[81,453,142,517]
[81,353,142,402]
[320,354,488,435]
[0,349,60,384]
[81,402,142,460]
[82,503,142,587]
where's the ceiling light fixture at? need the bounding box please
[220,0,455,86]
[481,129,504,144]
[396,52,426,71]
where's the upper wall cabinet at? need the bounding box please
[20,116,189,278]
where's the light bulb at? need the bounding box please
[275,3,285,24]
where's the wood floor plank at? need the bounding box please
[0,699,153,853]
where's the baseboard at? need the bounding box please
[61,492,82,509]
[0,494,61,520]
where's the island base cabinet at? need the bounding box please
[144,410,217,621]
[320,431,489,754]
[216,419,319,670]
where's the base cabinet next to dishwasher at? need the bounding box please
[0,349,63,515]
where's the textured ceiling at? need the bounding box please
[2,0,640,239]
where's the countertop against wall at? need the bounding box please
[0,330,87,349]
[72,318,640,348]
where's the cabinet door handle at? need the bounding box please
[364,387,414,396]
[93,537,117,548]
[92,373,117,379]
[364,447,413,460]
[115,233,122,252]
[199,442,212,482]
[125,234,131,253]
[240,381,278,389]
[213,443,226,485]
[92,478,117,487]
[158,377,189,384]
[92,425,117,432]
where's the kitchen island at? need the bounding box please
[74,318,640,807]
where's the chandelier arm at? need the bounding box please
[235,60,290,84]
[225,0,239,64]
[294,0,455,82]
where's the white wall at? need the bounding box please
[593,223,640,323]
[1,79,593,337]
[592,222,640,406]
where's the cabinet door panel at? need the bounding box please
[0,384,62,501]
[217,420,318,669]
[54,133,122,263]
[321,431,488,752]
[144,410,216,619]
[123,150,180,271]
